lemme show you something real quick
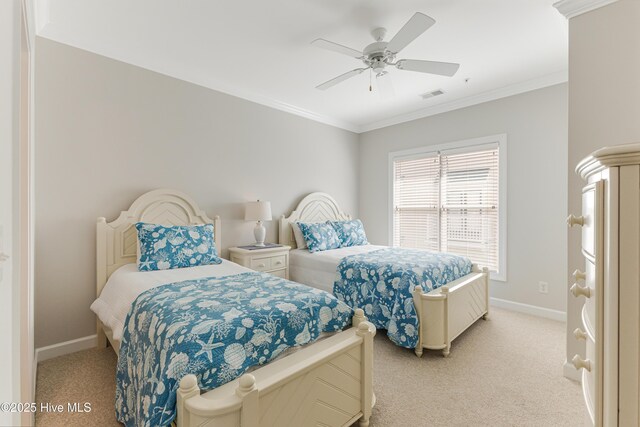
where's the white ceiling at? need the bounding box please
[36,0,568,133]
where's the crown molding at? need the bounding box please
[166,72,362,133]
[35,0,567,135]
[553,0,620,19]
[38,32,362,133]
[358,70,568,133]
[35,29,569,136]
[34,0,361,133]
[253,96,361,133]
[204,85,361,133]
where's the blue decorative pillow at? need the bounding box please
[136,223,222,271]
[297,222,342,253]
[329,219,369,247]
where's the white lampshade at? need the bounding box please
[245,200,272,221]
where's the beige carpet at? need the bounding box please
[35,308,583,427]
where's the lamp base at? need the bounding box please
[254,221,266,246]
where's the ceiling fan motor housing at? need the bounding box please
[363,41,388,59]
[363,41,394,73]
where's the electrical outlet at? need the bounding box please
[538,281,549,294]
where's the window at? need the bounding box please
[390,135,507,280]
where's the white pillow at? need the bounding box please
[290,222,307,249]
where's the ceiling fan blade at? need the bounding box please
[396,59,460,77]
[316,68,368,90]
[376,72,395,99]
[387,12,436,54]
[311,38,363,59]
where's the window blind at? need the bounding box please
[393,154,440,251]
[392,144,500,272]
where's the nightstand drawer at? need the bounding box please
[250,257,271,271]
[271,255,286,269]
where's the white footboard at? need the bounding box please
[176,311,376,427]
[413,265,489,357]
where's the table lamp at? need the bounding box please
[245,200,272,246]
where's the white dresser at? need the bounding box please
[569,143,640,426]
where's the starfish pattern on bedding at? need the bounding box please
[194,334,224,363]
[301,300,319,315]
[138,259,154,270]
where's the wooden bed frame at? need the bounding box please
[279,192,490,357]
[96,189,376,427]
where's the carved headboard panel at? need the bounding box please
[96,189,221,296]
[279,192,351,249]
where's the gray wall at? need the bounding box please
[566,0,640,371]
[35,37,572,349]
[359,84,568,312]
[34,38,360,348]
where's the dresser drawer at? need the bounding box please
[250,257,272,271]
[583,258,597,340]
[581,184,597,259]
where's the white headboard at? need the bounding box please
[279,192,351,249]
[96,188,221,296]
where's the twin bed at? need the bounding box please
[93,189,375,427]
[92,189,489,427]
[279,192,489,357]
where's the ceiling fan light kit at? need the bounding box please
[312,12,460,92]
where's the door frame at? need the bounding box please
[19,1,35,425]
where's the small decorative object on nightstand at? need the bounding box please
[245,200,272,247]
[229,245,291,279]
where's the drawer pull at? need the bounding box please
[570,283,592,298]
[572,269,586,281]
[571,354,592,372]
[566,214,585,227]
[257,263,266,268]
[573,328,587,341]
[274,261,283,266]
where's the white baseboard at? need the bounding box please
[35,335,97,363]
[563,360,581,382]
[490,297,567,322]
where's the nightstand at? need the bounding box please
[228,245,291,279]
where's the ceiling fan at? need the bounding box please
[312,12,460,91]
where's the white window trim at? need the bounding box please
[387,134,508,282]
